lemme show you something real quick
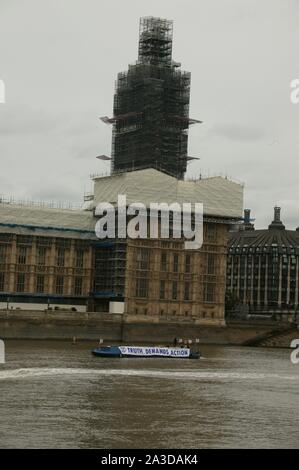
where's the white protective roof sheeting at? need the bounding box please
[93,169,243,219]
[0,203,96,239]
[0,169,243,240]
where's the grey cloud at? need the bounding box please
[28,184,81,204]
[0,105,62,134]
[208,123,266,142]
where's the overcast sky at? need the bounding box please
[0,0,298,229]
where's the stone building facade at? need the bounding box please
[90,168,242,325]
[0,234,92,301]
[0,205,96,312]
[227,207,299,317]
[0,169,243,325]
[125,223,228,323]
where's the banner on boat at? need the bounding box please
[119,346,190,358]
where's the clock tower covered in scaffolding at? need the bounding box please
[101,16,200,180]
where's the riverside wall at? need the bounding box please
[0,310,296,346]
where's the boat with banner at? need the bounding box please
[91,345,200,359]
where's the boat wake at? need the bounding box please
[0,367,298,382]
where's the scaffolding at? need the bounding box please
[92,240,127,300]
[0,195,82,210]
[138,16,173,66]
[103,16,201,180]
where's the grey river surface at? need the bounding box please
[0,341,298,448]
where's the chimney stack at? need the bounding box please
[269,206,285,230]
[243,209,254,231]
[274,206,281,223]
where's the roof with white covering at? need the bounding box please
[93,168,243,219]
[0,170,243,238]
[0,203,96,239]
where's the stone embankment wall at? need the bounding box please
[1,310,296,346]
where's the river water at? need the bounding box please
[0,341,298,448]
